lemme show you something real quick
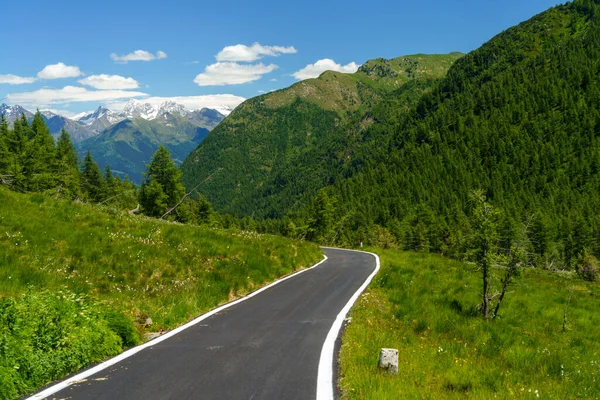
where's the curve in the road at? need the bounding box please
[27,248,379,400]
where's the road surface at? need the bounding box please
[33,248,377,400]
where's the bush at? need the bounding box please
[103,310,140,348]
[0,290,123,399]
[577,250,600,282]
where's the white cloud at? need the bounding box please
[5,86,148,107]
[78,74,140,90]
[216,42,297,62]
[292,59,360,80]
[0,74,37,84]
[37,63,83,79]
[110,50,168,64]
[194,62,277,86]
[107,94,246,114]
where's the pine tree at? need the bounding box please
[23,111,57,191]
[140,145,185,218]
[81,150,105,202]
[7,118,27,191]
[0,114,9,176]
[55,129,80,198]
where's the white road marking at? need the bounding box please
[27,255,328,400]
[316,248,381,400]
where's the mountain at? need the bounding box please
[76,106,123,134]
[180,53,463,218]
[79,110,223,183]
[0,104,34,125]
[1,104,95,142]
[41,112,96,142]
[182,0,600,269]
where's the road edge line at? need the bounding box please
[27,254,329,400]
[316,247,381,400]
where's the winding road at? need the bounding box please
[30,248,378,400]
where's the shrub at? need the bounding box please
[577,250,600,282]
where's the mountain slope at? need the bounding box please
[304,0,600,264]
[42,112,96,142]
[181,53,463,218]
[79,112,217,182]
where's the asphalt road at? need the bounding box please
[37,248,377,400]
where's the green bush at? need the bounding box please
[103,310,140,348]
[0,290,123,399]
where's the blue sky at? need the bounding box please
[0,0,561,117]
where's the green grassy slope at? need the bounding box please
[181,53,463,219]
[0,187,321,398]
[339,250,600,399]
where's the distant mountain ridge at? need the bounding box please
[1,101,226,183]
[180,53,463,218]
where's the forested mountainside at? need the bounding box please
[295,0,600,268]
[181,53,463,218]
[183,0,600,271]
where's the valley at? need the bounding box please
[1,0,600,399]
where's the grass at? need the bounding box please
[0,187,322,399]
[339,249,600,399]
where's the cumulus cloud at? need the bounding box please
[194,62,278,86]
[107,94,246,115]
[0,74,37,85]
[216,42,297,62]
[78,74,140,90]
[37,63,83,79]
[110,50,168,64]
[292,59,360,80]
[5,86,148,107]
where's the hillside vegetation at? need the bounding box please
[313,0,600,269]
[181,53,463,218]
[339,250,600,398]
[184,0,600,274]
[0,187,321,399]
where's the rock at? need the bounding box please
[144,332,161,341]
[378,348,398,374]
[145,317,152,326]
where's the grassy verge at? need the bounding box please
[0,187,321,399]
[339,249,600,399]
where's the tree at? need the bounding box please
[197,195,213,225]
[55,129,80,198]
[140,146,185,218]
[0,114,9,176]
[470,190,499,320]
[22,111,57,191]
[81,150,105,202]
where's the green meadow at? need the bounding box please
[0,187,321,399]
[339,249,600,399]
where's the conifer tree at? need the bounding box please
[140,145,185,218]
[81,150,105,202]
[23,111,57,191]
[55,129,80,198]
[0,114,9,176]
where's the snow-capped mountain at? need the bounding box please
[155,101,188,119]
[121,99,159,120]
[76,106,124,134]
[0,103,34,124]
[0,103,95,142]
